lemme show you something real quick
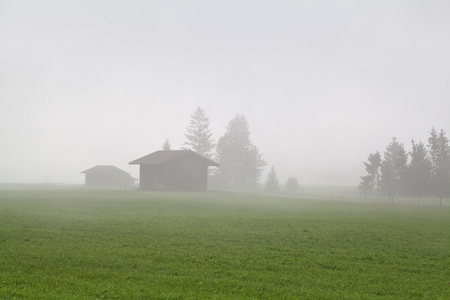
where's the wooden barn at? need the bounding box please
[81,165,136,189]
[129,150,219,191]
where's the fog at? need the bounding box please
[1,1,449,186]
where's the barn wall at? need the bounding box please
[161,156,208,191]
[85,174,95,186]
[140,164,162,190]
[137,155,212,191]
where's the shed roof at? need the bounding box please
[81,165,136,179]
[129,150,219,166]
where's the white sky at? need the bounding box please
[1,0,449,185]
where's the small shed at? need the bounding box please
[129,150,219,191]
[81,165,136,189]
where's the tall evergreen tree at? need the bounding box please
[428,127,439,182]
[359,175,372,199]
[183,107,215,158]
[428,128,450,200]
[406,140,431,199]
[358,151,381,196]
[380,137,408,201]
[265,166,280,194]
[162,139,171,150]
[285,176,299,193]
[216,115,266,191]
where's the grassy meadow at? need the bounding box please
[0,189,449,299]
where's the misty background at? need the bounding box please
[1,0,449,186]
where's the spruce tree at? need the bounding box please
[428,127,439,182]
[216,115,266,191]
[183,107,215,158]
[285,176,299,193]
[358,175,372,199]
[406,140,431,200]
[359,151,381,196]
[428,128,450,200]
[380,137,408,201]
[265,166,280,194]
[162,139,171,150]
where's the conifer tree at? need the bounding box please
[216,115,266,191]
[359,151,381,196]
[406,140,431,200]
[162,139,171,150]
[358,175,372,199]
[285,176,299,193]
[428,128,450,201]
[380,137,408,202]
[183,107,215,158]
[265,166,280,194]
[428,127,439,182]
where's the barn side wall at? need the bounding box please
[139,164,162,190]
[161,156,208,191]
[138,156,209,191]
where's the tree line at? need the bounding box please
[359,128,450,202]
[163,107,299,193]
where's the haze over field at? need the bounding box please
[1,0,449,185]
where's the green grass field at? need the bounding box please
[0,189,448,299]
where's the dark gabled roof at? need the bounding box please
[129,150,219,166]
[81,165,136,179]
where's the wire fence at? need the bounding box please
[272,186,450,207]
